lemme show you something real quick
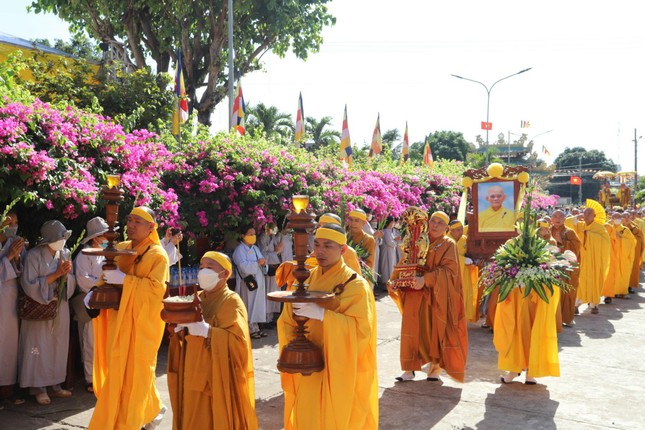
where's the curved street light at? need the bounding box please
[452,68,532,164]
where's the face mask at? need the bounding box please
[99,240,109,249]
[198,268,222,291]
[244,234,256,245]
[3,225,18,238]
[49,239,66,252]
[270,228,278,235]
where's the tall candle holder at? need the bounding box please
[267,195,334,375]
[84,174,137,310]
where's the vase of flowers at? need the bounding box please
[478,185,578,303]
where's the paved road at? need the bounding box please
[2,270,644,429]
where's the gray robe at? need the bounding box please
[0,237,22,385]
[259,233,281,314]
[19,245,75,388]
[232,242,266,325]
[379,228,400,285]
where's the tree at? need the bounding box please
[427,130,470,161]
[30,0,335,125]
[32,33,101,62]
[548,147,618,202]
[306,116,340,150]
[246,103,293,144]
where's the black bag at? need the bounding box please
[267,264,280,277]
[243,274,258,291]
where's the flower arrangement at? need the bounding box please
[479,186,577,303]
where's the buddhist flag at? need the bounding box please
[401,121,409,163]
[339,105,353,166]
[423,137,434,168]
[570,176,582,185]
[542,145,551,156]
[171,49,189,135]
[231,78,246,135]
[294,92,305,143]
[481,121,492,130]
[369,113,382,157]
[521,120,531,128]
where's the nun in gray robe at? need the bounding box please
[19,220,75,403]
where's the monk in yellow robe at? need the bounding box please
[88,207,169,430]
[577,207,611,314]
[550,210,580,326]
[617,184,631,208]
[168,251,257,430]
[447,220,478,323]
[623,212,644,291]
[347,209,377,273]
[495,286,561,385]
[598,183,612,208]
[603,214,636,298]
[478,185,516,232]
[388,211,468,382]
[277,224,378,430]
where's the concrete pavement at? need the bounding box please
[2,270,644,429]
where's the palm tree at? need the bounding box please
[246,103,293,144]
[306,116,340,150]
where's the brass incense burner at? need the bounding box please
[83,175,136,310]
[267,195,334,375]
[387,206,429,290]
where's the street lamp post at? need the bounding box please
[452,68,532,165]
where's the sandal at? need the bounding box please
[259,331,268,338]
[250,332,262,339]
[13,397,26,405]
[86,383,94,393]
[35,393,51,405]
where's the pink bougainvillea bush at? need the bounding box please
[0,96,556,254]
[0,99,179,242]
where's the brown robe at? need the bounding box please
[551,225,581,325]
[389,235,468,381]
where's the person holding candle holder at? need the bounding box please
[87,207,169,430]
[19,220,76,405]
[277,224,378,429]
[168,251,258,430]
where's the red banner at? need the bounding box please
[481,121,492,130]
[570,176,582,185]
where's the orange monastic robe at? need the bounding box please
[90,237,168,430]
[626,222,644,288]
[577,222,611,305]
[348,230,376,272]
[167,287,257,430]
[278,259,378,430]
[494,288,561,377]
[453,235,478,323]
[551,225,580,325]
[602,224,635,297]
[388,235,468,381]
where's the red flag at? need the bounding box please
[570,176,582,185]
[481,121,492,130]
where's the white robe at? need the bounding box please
[162,239,181,267]
[74,247,104,383]
[19,246,75,388]
[379,228,399,285]
[259,233,281,314]
[280,232,294,263]
[0,237,22,385]
[232,242,266,326]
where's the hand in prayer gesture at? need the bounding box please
[7,237,24,261]
[57,259,73,278]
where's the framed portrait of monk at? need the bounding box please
[473,180,518,234]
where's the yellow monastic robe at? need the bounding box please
[627,222,644,288]
[453,235,478,323]
[602,224,635,297]
[388,236,468,381]
[90,237,169,430]
[618,187,630,208]
[551,225,580,325]
[493,288,560,377]
[478,206,515,232]
[277,260,378,430]
[348,230,376,271]
[577,222,611,305]
[167,288,257,430]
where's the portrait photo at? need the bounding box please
[476,181,516,232]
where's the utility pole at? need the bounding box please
[227,0,234,129]
[635,128,639,206]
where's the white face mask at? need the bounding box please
[3,225,18,238]
[270,228,278,235]
[49,239,66,252]
[198,268,223,291]
[613,219,622,225]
